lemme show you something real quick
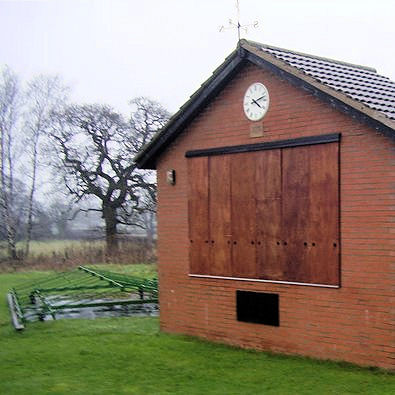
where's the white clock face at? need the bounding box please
[243,82,270,121]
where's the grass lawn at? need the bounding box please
[1,267,394,395]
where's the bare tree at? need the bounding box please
[0,67,70,260]
[23,75,68,257]
[49,98,169,255]
[0,66,21,259]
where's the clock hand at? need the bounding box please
[256,95,266,101]
[251,98,262,108]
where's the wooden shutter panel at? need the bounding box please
[282,145,311,282]
[209,156,232,276]
[188,157,209,274]
[231,152,257,278]
[255,149,284,280]
[282,143,339,285]
[306,142,339,285]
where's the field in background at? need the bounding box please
[1,268,394,394]
[0,238,156,271]
[18,239,101,256]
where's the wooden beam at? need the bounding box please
[186,133,341,158]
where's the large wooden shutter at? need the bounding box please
[187,136,340,286]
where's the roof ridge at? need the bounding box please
[136,41,395,169]
[240,39,377,73]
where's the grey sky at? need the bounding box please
[1,0,394,115]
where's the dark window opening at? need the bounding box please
[236,290,279,326]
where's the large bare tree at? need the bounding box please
[50,98,169,254]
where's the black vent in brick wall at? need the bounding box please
[236,290,279,326]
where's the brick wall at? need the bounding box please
[155,63,395,369]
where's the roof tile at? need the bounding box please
[252,43,395,120]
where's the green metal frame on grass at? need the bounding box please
[7,266,158,330]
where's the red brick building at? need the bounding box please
[136,40,395,370]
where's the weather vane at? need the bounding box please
[219,0,259,41]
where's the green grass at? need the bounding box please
[1,268,394,395]
[89,263,157,278]
[0,239,104,258]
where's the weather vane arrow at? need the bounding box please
[219,0,259,41]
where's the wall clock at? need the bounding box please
[243,82,270,121]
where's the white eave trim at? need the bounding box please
[189,274,340,289]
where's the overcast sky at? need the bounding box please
[1,0,394,115]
